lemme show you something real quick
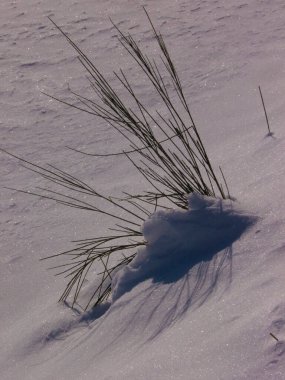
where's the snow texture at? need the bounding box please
[112,194,255,303]
[1,0,285,379]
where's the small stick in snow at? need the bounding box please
[270,332,279,342]
[258,85,272,135]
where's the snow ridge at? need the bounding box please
[112,194,256,303]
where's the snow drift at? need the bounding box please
[112,193,256,304]
[2,0,285,379]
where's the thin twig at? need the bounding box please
[258,85,272,134]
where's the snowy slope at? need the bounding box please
[1,0,285,379]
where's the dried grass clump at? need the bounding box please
[2,9,228,310]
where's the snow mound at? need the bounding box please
[112,193,256,302]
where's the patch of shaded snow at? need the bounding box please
[112,193,256,303]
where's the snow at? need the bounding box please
[111,194,255,303]
[1,0,285,379]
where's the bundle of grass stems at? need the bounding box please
[2,9,228,310]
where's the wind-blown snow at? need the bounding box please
[1,0,285,379]
[112,194,255,303]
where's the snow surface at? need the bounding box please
[1,0,285,379]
